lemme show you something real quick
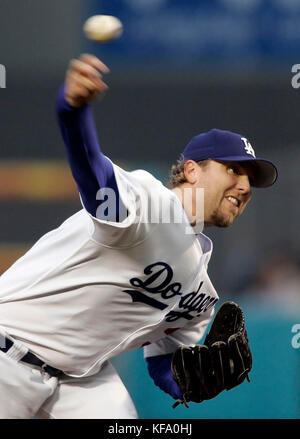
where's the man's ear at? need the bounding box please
[183,160,198,184]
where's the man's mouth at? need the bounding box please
[226,196,240,207]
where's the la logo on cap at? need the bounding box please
[241,137,256,158]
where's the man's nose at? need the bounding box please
[236,174,251,194]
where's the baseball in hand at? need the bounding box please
[83,15,123,43]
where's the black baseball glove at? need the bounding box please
[171,301,252,408]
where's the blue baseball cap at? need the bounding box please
[181,128,277,188]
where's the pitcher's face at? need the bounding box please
[194,160,253,228]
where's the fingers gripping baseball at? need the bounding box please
[65,54,110,108]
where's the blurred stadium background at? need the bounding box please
[0,0,299,419]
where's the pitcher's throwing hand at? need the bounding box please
[65,53,110,108]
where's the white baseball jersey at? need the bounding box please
[0,162,218,378]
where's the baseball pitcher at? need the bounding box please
[0,55,277,418]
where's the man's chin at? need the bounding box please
[207,212,235,228]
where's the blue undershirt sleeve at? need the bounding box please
[56,85,123,221]
[146,354,183,400]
